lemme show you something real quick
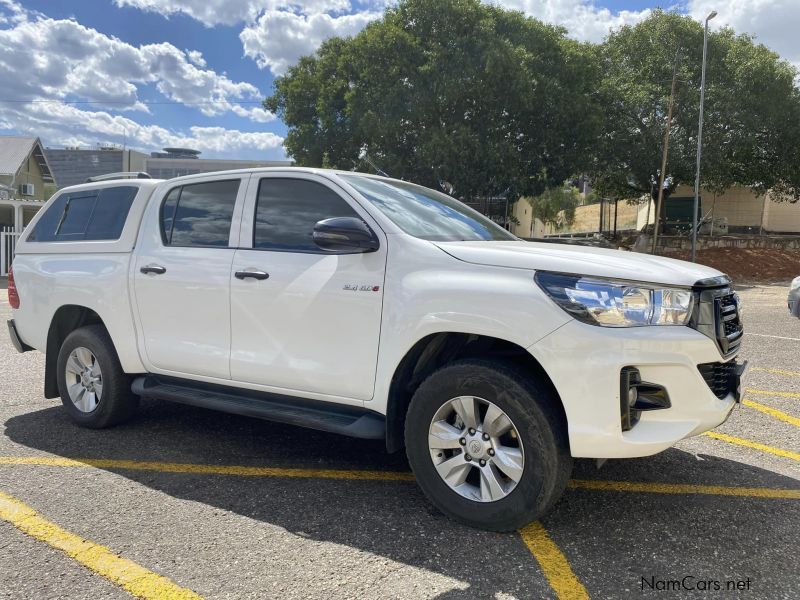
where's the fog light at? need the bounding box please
[627,386,638,407]
[620,367,672,431]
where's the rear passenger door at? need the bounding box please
[229,173,386,401]
[133,175,249,380]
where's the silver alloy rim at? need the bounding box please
[64,346,103,413]
[428,396,525,503]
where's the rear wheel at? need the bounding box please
[405,359,571,531]
[56,325,138,428]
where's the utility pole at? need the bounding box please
[691,11,717,262]
[651,49,681,255]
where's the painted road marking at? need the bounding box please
[568,479,800,500]
[519,522,590,600]
[0,456,415,481]
[743,399,800,428]
[1,456,797,500]
[752,367,800,378]
[0,489,202,600]
[704,432,800,462]
[746,388,800,399]
[746,333,800,341]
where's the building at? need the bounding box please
[635,184,800,234]
[44,146,147,189]
[0,136,55,231]
[511,184,800,239]
[43,145,292,188]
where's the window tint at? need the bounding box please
[160,187,180,244]
[254,178,361,252]
[27,186,137,242]
[57,194,96,237]
[26,194,68,241]
[86,186,138,239]
[166,180,240,247]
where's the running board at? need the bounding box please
[131,376,385,440]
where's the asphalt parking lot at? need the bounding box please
[0,282,798,600]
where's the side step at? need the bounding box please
[131,376,385,440]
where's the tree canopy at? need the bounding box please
[592,10,800,201]
[526,185,582,230]
[265,0,599,202]
[266,3,800,203]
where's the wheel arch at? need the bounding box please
[44,305,107,398]
[384,332,567,453]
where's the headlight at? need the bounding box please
[535,271,694,327]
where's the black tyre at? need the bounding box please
[405,359,572,531]
[56,325,138,428]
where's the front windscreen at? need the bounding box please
[340,174,516,242]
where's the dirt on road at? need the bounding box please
[667,248,799,284]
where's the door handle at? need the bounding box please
[140,264,166,275]
[235,270,269,280]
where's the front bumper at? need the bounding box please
[7,320,33,353]
[789,292,800,318]
[529,320,743,459]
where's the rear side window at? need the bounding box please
[27,186,138,242]
[160,180,240,247]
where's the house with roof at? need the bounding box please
[0,136,55,231]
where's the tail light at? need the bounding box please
[8,265,20,309]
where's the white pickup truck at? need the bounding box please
[7,168,746,530]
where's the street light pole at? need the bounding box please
[691,10,717,263]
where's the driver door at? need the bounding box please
[229,173,386,401]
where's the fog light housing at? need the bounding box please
[620,367,671,431]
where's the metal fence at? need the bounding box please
[1,227,21,276]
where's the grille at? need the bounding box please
[716,292,743,354]
[698,361,738,399]
[689,278,743,357]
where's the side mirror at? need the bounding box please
[313,217,379,253]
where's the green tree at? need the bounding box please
[265,0,600,203]
[592,10,800,201]
[525,185,581,230]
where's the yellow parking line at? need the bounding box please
[743,399,800,428]
[0,489,202,600]
[3,456,799,499]
[519,522,589,600]
[751,367,800,378]
[746,388,800,399]
[568,479,800,500]
[703,432,800,462]
[0,456,415,481]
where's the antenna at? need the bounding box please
[358,146,389,177]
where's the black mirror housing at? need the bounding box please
[313,217,380,253]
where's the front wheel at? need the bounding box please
[56,325,138,428]
[405,359,572,531]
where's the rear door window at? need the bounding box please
[161,180,240,247]
[27,185,138,242]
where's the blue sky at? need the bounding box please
[0,1,795,160]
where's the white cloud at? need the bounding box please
[0,101,284,156]
[114,0,354,27]
[240,9,381,74]
[689,0,800,70]
[185,48,206,66]
[0,14,273,120]
[0,2,283,157]
[495,1,650,42]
